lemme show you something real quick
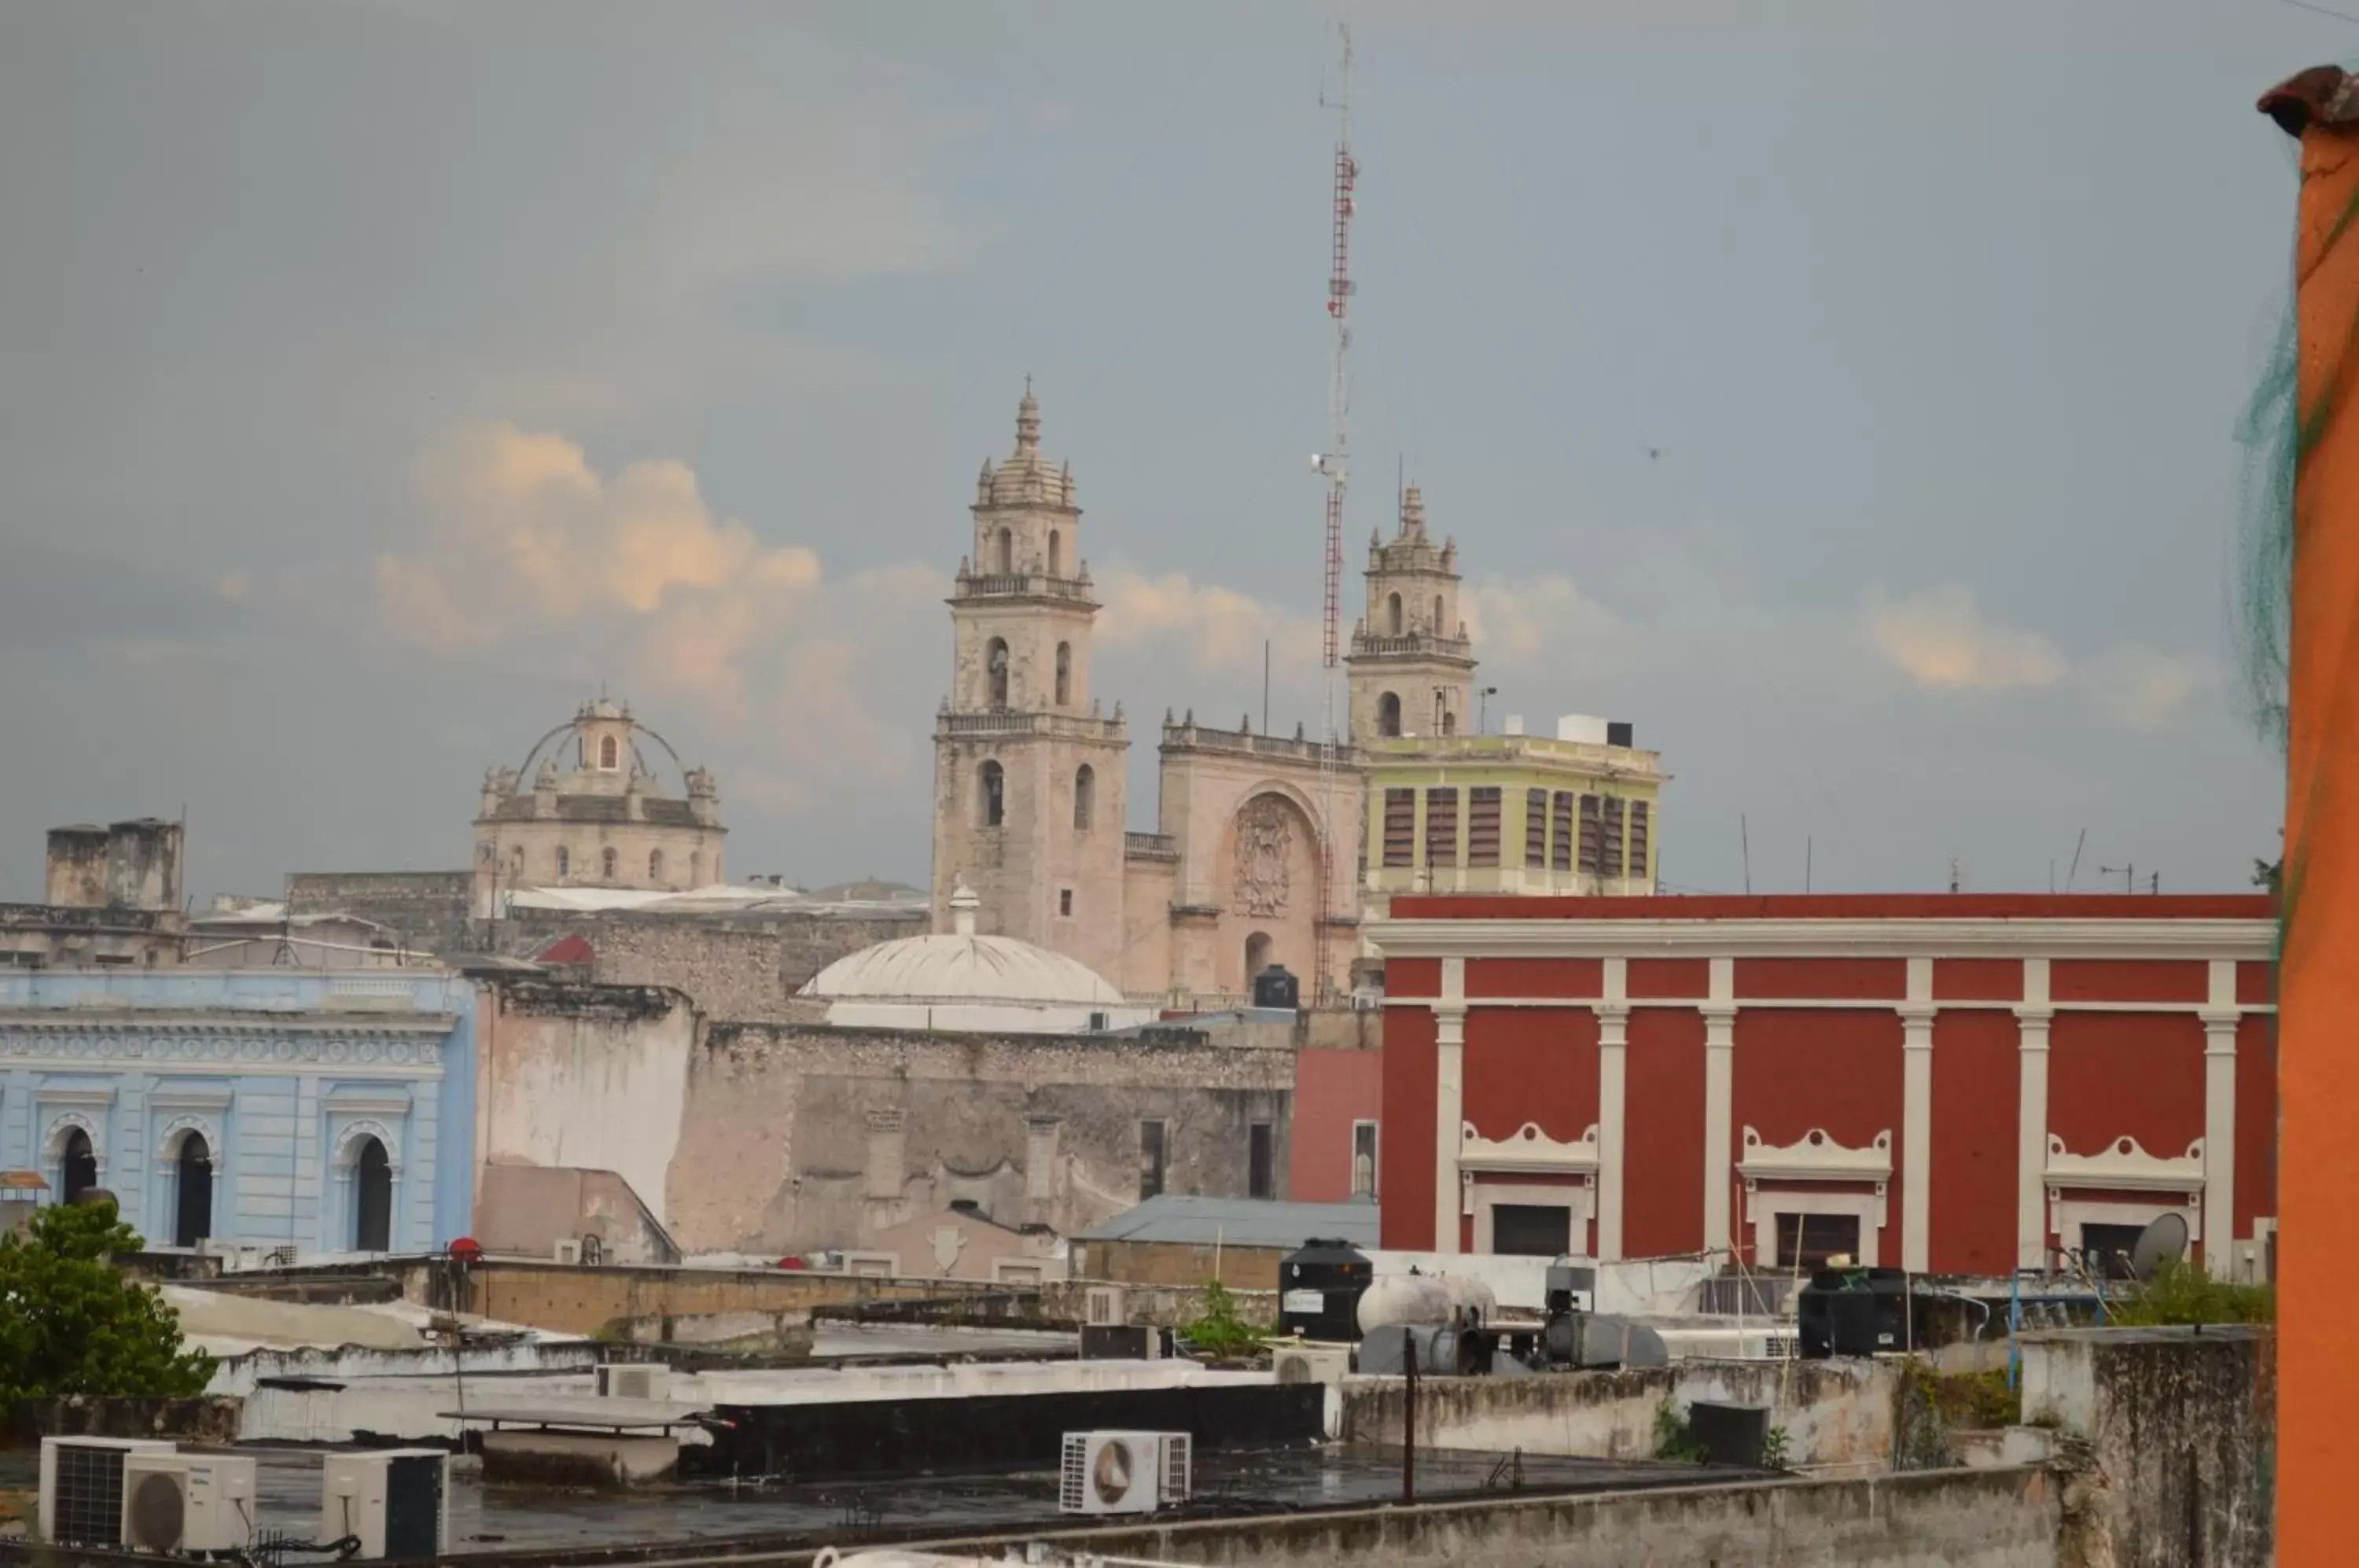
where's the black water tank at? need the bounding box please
[1252,964,1301,1010]
[1277,1236,1371,1342]
[1606,720,1634,748]
[1798,1267,1914,1357]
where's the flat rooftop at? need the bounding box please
[0,1445,1763,1561]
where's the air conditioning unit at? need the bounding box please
[39,1437,177,1548]
[120,1452,257,1555]
[322,1450,450,1560]
[552,1238,582,1264]
[1083,1285,1128,1327]
[595,1363,671,1401]
[1057,1431,1191,1516]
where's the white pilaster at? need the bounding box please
[1702,957,1735,1255]
[1900,1013,1936,1274]
[2015,960,2052,1269]
[2203,1007,2240,1279]
[1434,956,1467,1256]
[1596,956,1629,1261]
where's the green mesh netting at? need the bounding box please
[2236,139,2301,946]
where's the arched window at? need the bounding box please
[555,845,570,878]
[1245,930,1273,982]
[1378,692,1402,738]
[602,847,618,880]
[1387,593,1403,636]
[995,528,1013,573]
[689,852,703,885]
[1433,595,1446,635]
[1048,529,1063,576]
[649,849,664,880]
[980,760,1005,827]
[353,1136,392,1252]
[61,1127,97,1206]
[1074,764,1095,830]
[510,845,524,878]
[987,639,1010,708]
[1440,701,1456,737]
[173,1132,212,1248]
[1055,642,1072,707]
[599,734,619,770]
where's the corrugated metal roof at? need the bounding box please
[1077,1195,1378,1249]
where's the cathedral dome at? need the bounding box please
[799,884,1148,1033]
[977,388,1076,509]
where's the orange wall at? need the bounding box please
[1290,1047,1383,1204]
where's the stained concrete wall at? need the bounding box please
[670,1022,1294,1257]
[2019,1324,2273,1567]
[813,1465,2061,1568]
[476,978,694,1229]
[1339,1357,1901,1472]
[404,1257,1034,1338]
[474,1164,678,1264]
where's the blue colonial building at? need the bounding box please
[0,969,476,1255]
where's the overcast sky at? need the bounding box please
[0,0,2331,904]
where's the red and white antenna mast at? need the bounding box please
[1312,17,1356,1001]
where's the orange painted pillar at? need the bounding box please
[2262,67,2359,1561]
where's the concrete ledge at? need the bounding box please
[480,1430,679,1490]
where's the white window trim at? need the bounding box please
[1351,1118,1380,1200]
[1752,1190,1883,1268]
[2052,1197,2203,1252]
[1469,1178,1595,1259]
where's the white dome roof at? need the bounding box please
[800,932,1125,1009]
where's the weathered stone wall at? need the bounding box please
[2019,1325,2274,1567]
[399,1257,1025,1338]
[1340,1356,1901,1472]
[670,1022,1295,1257]
[286,870,475,953]
[1075,1238,1296,1290]
[477,978,696,1231]
[561,908,919,1018]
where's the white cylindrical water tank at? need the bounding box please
[1356,1273,1452,1335]
[1440,1273,1497,1326]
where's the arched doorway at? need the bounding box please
[1244,931,1273,985]
[1378,692,1401,738]
[1387,593,1403,635]
[354,1137,392,1253]
[172,1132,212,1248]
[60,1128,97,1205]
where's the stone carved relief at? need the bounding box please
[1231,797,1295,918]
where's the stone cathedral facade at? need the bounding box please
[932,391,1503,1006]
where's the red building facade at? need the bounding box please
[1374,895,2276,1277]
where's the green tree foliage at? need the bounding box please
[1180,1281,1264,1358]
[0,1201,214,1403]
[2107,1258,2275,1328]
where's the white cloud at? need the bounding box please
[1864,583,2067,692]
[2079,646,2208,731]
[1461,575,1621,664]
[365,421,945,806]
[1095,568,1320,675]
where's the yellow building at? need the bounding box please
[1360,720,1665,907]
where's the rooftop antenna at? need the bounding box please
[1949,855,1964,895]
[1309,9,1357,1003]
[2065,827,2087,893]
[2099,862,2137,895]
[1740,815,1752,896]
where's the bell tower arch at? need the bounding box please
[931,388,1130,977]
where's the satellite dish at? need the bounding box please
[2130,1212,2190,1280]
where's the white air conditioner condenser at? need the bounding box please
[39,1437,177,1548]
[120,1452,259,1555]
[322,1450,450,1560]
[1057,1431,1191,1516]
[594,1363,671,1401]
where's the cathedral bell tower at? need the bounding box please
[1345,484,1478,742]
[931,388,1132,979]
